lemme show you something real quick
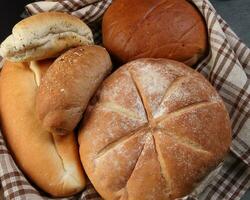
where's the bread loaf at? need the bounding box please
[36,45,112,135]
[78,58,231,200]
[0,61,86,197]
[102,0,208,66]
[0,12,93,62]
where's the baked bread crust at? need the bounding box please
[78,58,231,200]
[103,0,208,66]
[0,61,86,197]
[36,45,112,135]
[0,12,93,62]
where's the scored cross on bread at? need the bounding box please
[78,58,231,200]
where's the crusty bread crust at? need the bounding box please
[78,58,231,200]
[0,61,86,197]
[36,45,112,135]
[0,12,93,62]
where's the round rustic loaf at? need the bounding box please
[102,0,208,66]
[78,58,231,200]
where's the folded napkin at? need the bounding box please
[0,0,249,199]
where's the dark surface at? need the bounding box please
[0,0,33,41]
[242,190,250,200]
[209,0,250,47]
[0,0,249,199]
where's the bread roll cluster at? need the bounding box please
[0,12,112,197]
[0,1,231,199]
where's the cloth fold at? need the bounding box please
[0,0,249,199]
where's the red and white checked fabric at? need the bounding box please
[0,0,249,199]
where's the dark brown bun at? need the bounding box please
[0,60,86,197]
[78,58,231,200]
[102,0,208,66]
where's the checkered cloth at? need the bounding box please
[0,0,249,199]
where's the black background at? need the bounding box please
[0,0,33,41]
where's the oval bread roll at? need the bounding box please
[0,61,86,197]
[78,58,231,200]
[0,12,93,62]
[102,0,208,66]
[36,45,112,135]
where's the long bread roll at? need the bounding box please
[0,60,86,197]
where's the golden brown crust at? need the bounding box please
[102,0,208,66]
[78,58,231,200]
[0,61,86,197]
[36,45,112,135]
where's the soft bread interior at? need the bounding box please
[30,61,41,86]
